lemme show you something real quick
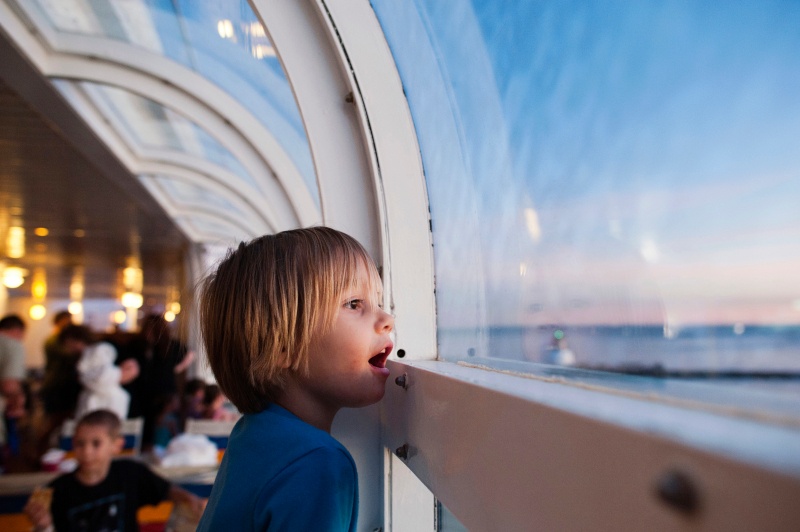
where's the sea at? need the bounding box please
[438,324,800,399]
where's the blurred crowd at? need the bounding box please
[0,310,236,473]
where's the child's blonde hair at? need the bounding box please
[199,227,382,413]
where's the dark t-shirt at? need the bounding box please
[121,337,187,419]
[41,335,81,414]
[48,459,170,532]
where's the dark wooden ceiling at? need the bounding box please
[0,63,189,305]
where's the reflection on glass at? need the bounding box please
[149,175,245,218]
[372,2,800,392]
[30,0,317,203]
[70,81,258,190]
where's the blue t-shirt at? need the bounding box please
[197,403,358,532]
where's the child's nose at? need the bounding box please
[378,309,394,332]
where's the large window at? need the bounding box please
[371,1,800,410]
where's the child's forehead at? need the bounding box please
[343,259,382,294]
[75,424,115,440]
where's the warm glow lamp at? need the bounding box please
[112,310,127,325]
[6,226,25,259]
[121,291,144,309]
[29,304,46,321]
[2,267,27,288]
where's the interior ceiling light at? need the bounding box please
[68,301,83,315]
[6,226,25,259]
[31,268,47,300]
[123,266,143,293]
[2,266,28,288]
[34,227,49,236]
[70,268,85,301]
[121,291,144,309]
[112,310,127,325]
[29,304,46,321]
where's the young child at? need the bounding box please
[197,227,394,531]
[24,409,205,532]
[153,393,181,448]
[201,384,238,422]
[179,378,206,428]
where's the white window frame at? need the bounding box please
[250,1,800,531]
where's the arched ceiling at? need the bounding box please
[0,75,186,301]
[0,0,321,303]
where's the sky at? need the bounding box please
[373,0,800,328]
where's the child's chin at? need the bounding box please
[350,388,386,408]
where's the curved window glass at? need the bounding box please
[146,175,246,219]
[82,82,256,187]
[372,2,800,399]
[27,0,318,203]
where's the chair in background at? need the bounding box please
[183,419,237,450]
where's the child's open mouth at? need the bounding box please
[369,344,392,375]
[369,353,387,368]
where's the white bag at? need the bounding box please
[160,433,218,467]
[74,342,130,421]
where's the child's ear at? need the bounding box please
[113,436,124,454]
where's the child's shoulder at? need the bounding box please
[240,405,351,460]
[49,468,79,491]
[246,404,330,439]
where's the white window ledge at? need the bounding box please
[383,359,800,531]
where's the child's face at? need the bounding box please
[213,394,225,410]
[299,261,395,411]
[73,425,123,475]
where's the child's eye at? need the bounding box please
[344,299,362,310]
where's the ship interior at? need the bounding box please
[0,1,799,530]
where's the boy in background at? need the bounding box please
[24,409,205,531]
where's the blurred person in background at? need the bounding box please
[38,311,78,455]
[122,314,194,452]
[180,378,206,430]
[0,314,28,464]
[24,409,205,531]
[201,384,238,422]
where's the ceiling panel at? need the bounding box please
[0,78,189,303]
